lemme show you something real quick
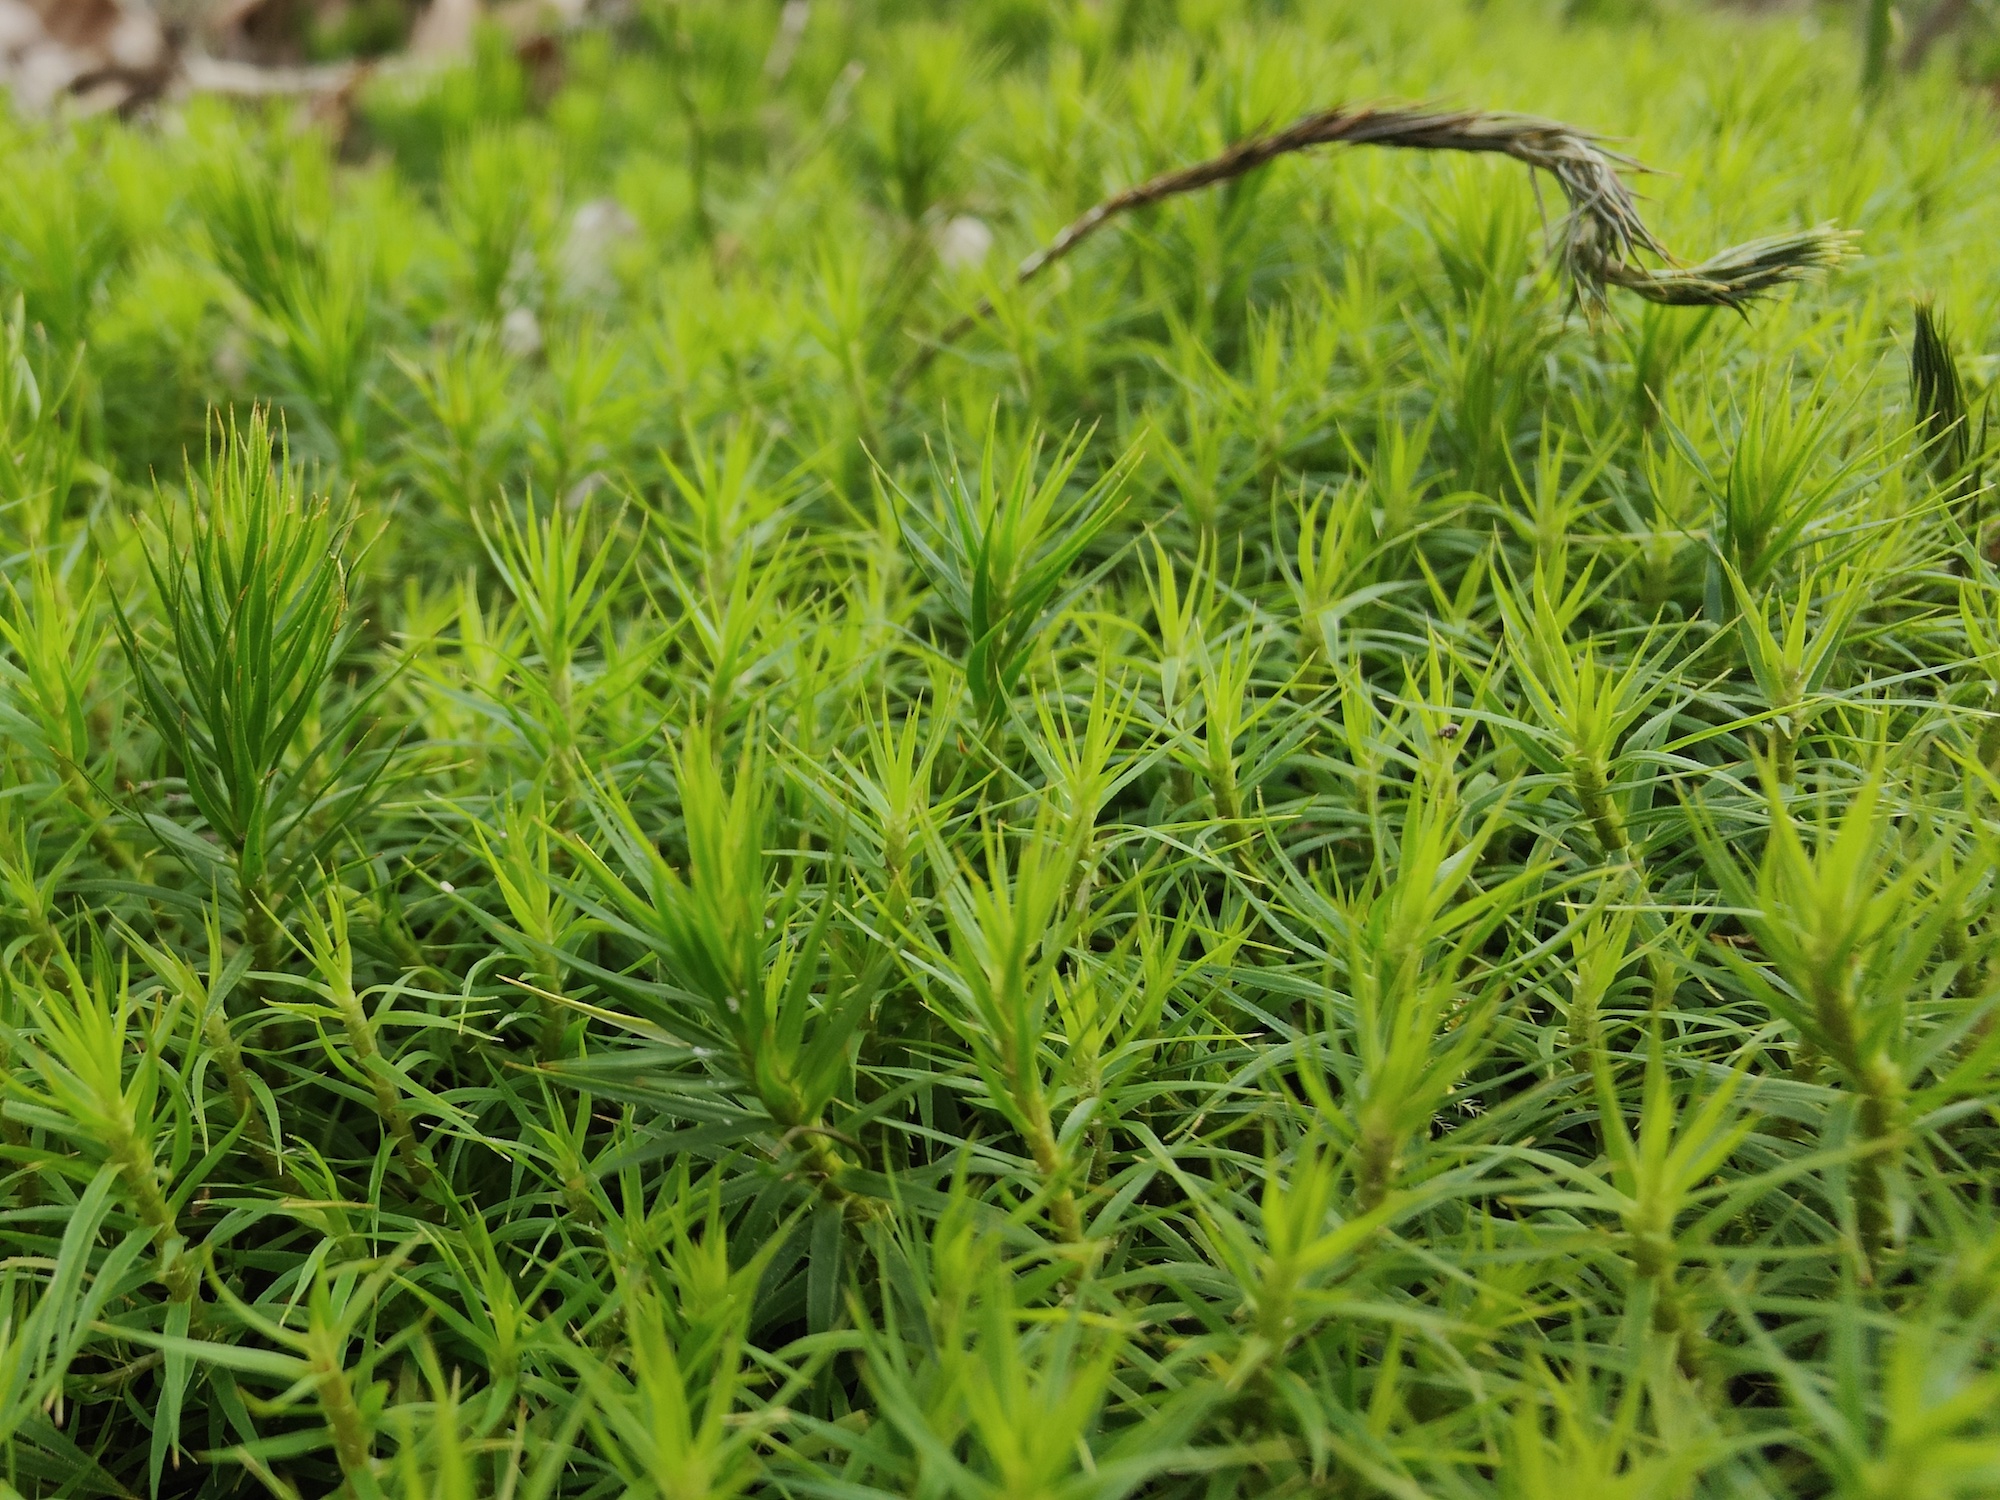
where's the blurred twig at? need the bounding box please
[1902,0,1974,71]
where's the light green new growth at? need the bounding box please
[0,2,1998,1497]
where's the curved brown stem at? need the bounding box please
[897,102,1850,387]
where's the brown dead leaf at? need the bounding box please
[409,0,477,59]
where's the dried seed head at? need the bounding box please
[904,102,1852,385]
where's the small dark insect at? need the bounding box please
[1440,723,1461,740]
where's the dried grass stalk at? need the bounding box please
[903,103,1852,381]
